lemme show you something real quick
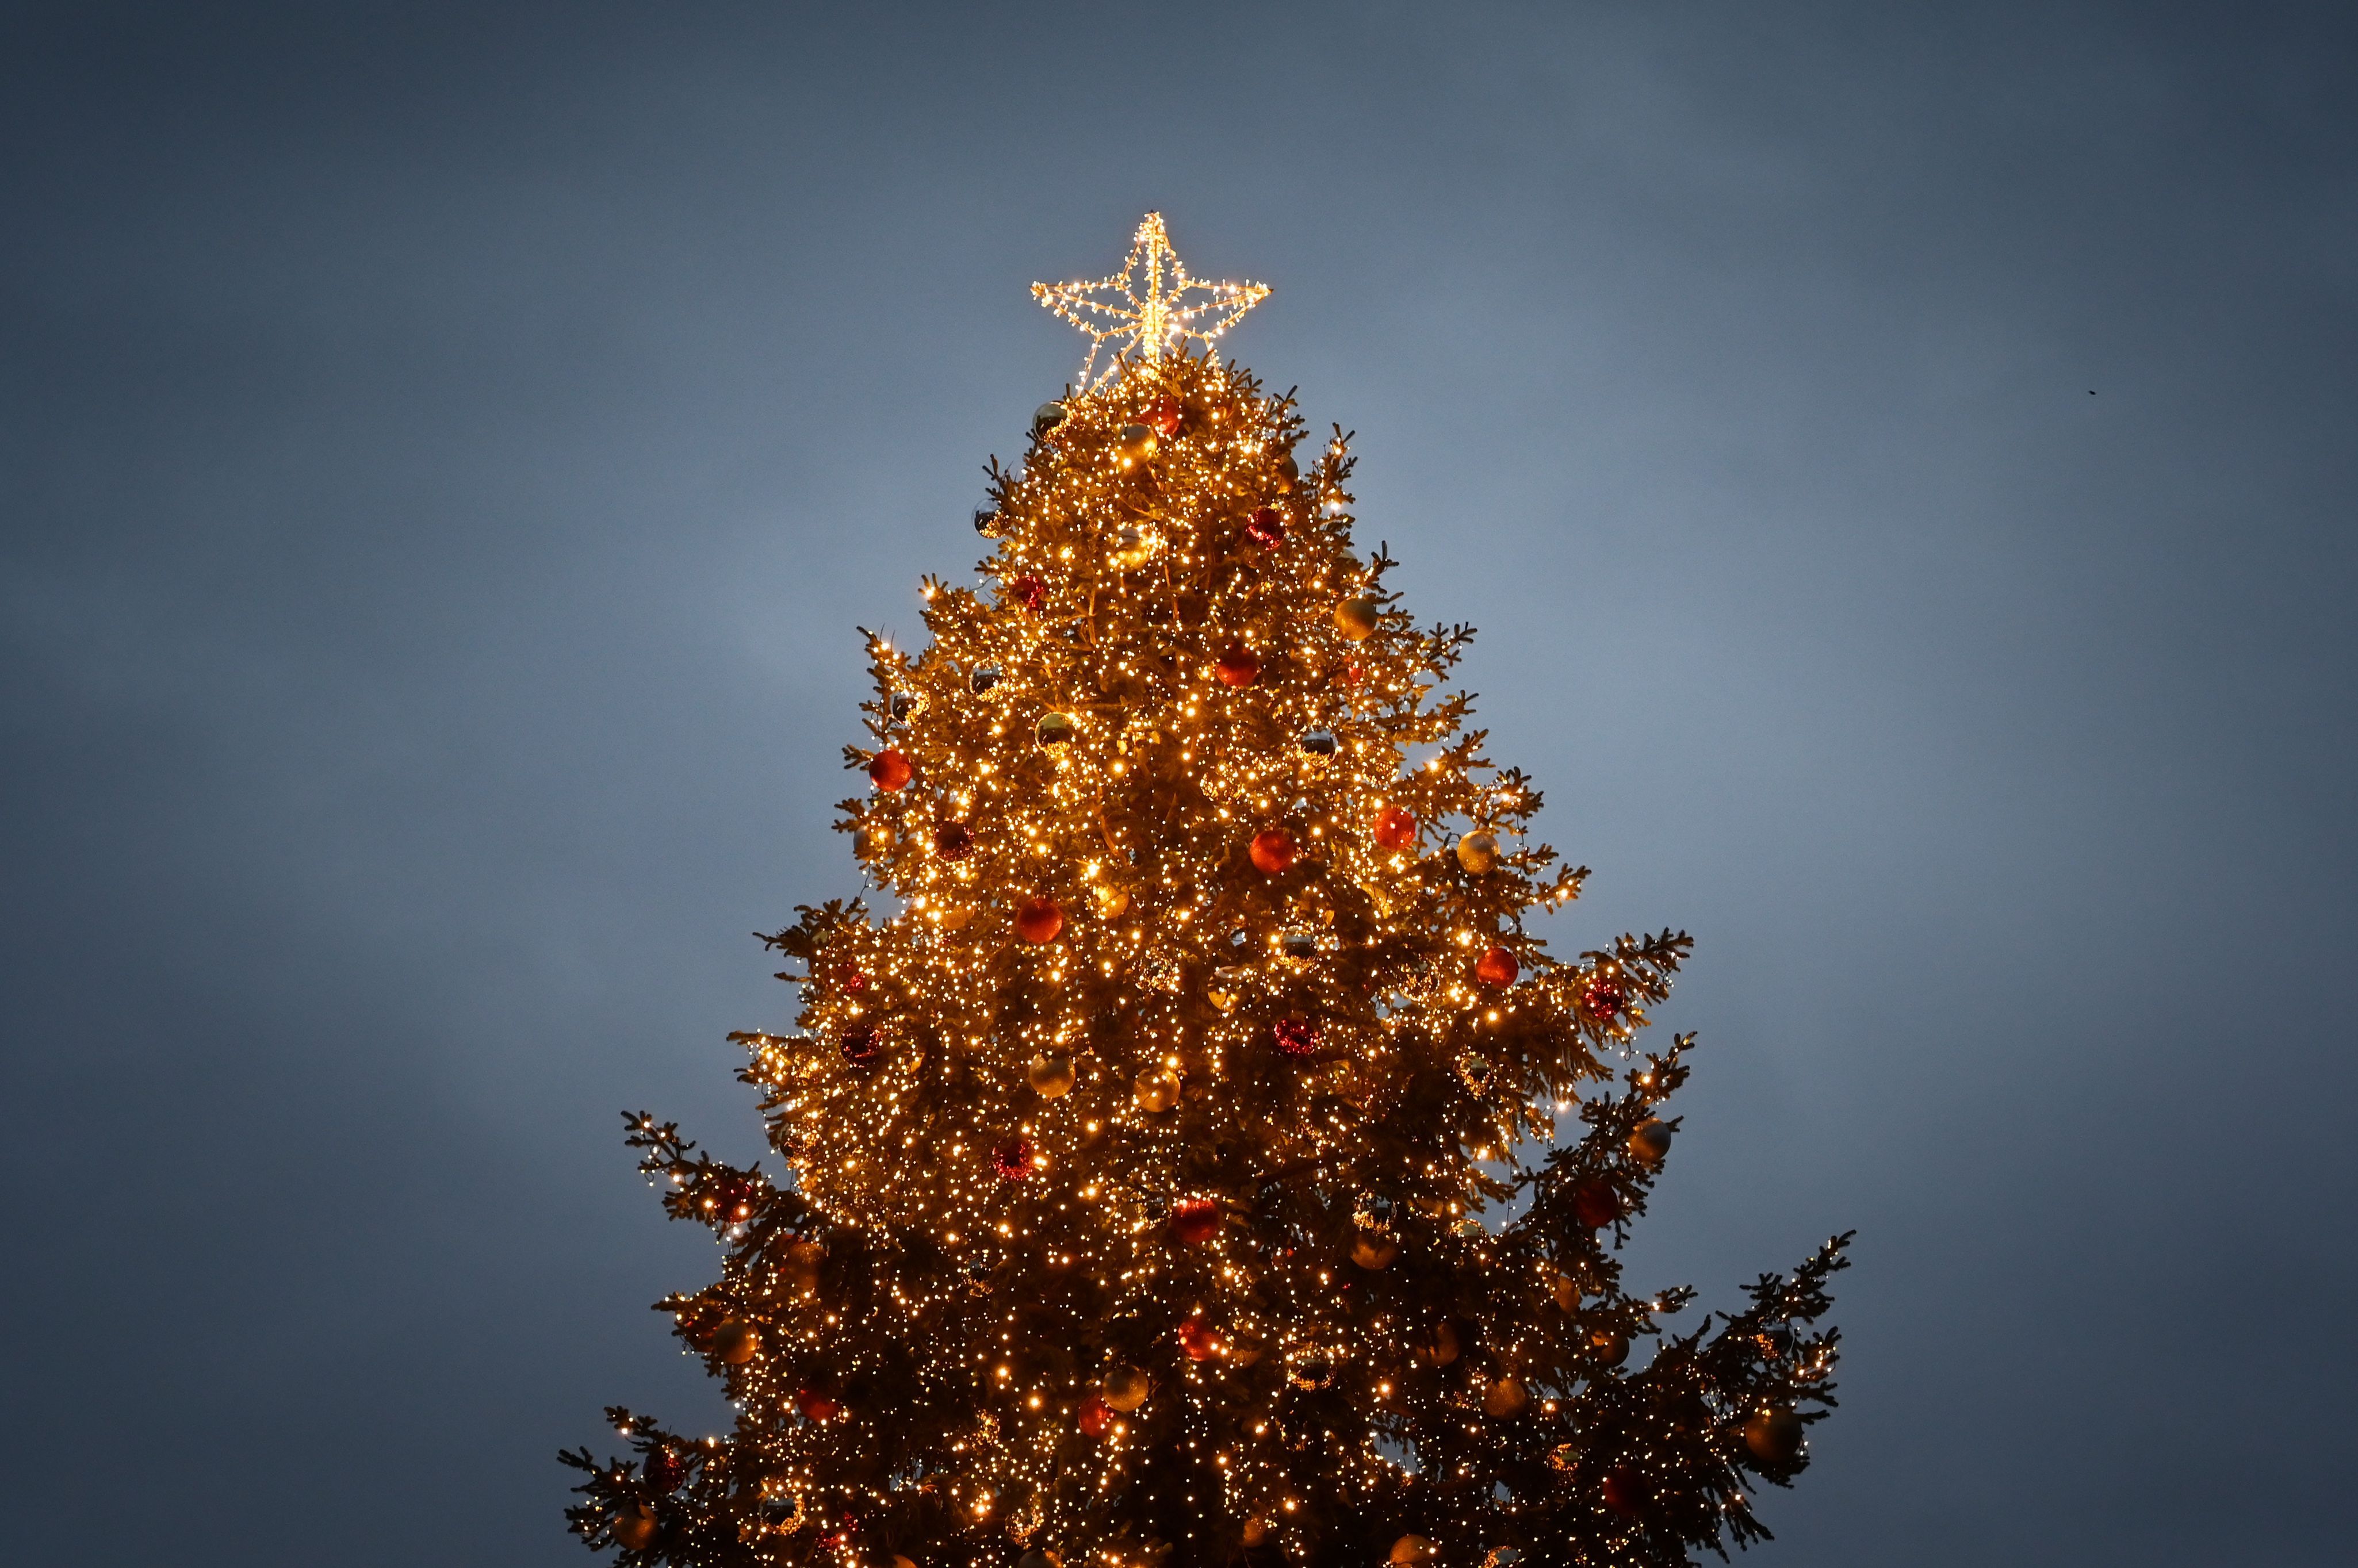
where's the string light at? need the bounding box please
[1032,213,1271,388]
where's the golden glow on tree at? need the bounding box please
[565,219,1849,1568]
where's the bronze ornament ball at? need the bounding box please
[1744,1406,1804,1464]
[613,1503,659,1551]
[1103,1365,1151,1412]
[1589,1330,1629,1368]
[1456,830,1500,873]
[1389,1536,1435,1566]
[1351,1232,1400,1270]
[713,1319,761,1365]
[1026,1053,1075,1097]
[1629,1118,1673,1164]
[1134,1070,1180,1112]
[1483,1375,1530,1417]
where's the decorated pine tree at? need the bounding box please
[564,215,1850,1568]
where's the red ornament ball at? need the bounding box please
[796,1387,841,1423]
[840,968,868,992]
[1601,1465,1645,1518]
[704,1174,757,1225]
[1245,506,1286,549]
[644,1446,686,1492]
[840,1026,879,1067]
[1144,395,1184,437]
[933,822,974,860]
[1372,805,1418,852]
[993,1137,1036,1181]
[1169,1198,1223,1246]
[1583,977,1626,1018]
[1076,1394,1114,1437]
[1271,1017,1321,1057]
[1176,1318,1222,1361]
[1215,644,1262,687]
[1006,573,1046,612]
[868,750,912,791]
[1475,946,1519,987]
[1572,1180,1621,1230]
[1014,897,1065,945]
[1250,829,1297,875]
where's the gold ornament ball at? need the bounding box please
[894,1557,919,1568]
[1483,1375,1530,1417]
[1134,1070,1181,1113]
[1351,1233,1400,1270]
[1103,1365,1151,1412]
[1119,423,1158,461]
[1390,1535,1435,1566]
[713,1319,761,1365]
[1091,882,1131,920]
[1241,1519,1270,1548]
[613,1503,659,1551]
[1456,831,1499,873]
[1335,597,1380,641]
[1027,1053,1076,1098]
[1552,1273,1582,1312]
[1036,711,1078,747]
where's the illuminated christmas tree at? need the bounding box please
[564,215,1850,1568]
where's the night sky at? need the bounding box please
[5,5,2355,1564]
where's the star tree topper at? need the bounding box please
[1032,213,1271,386]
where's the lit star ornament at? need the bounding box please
[1032,212,1271,386]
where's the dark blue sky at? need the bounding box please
[5,3,2353,1564]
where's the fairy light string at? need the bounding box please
[564,218,1850,1568]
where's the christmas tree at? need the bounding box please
[564,215,1850,1568]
